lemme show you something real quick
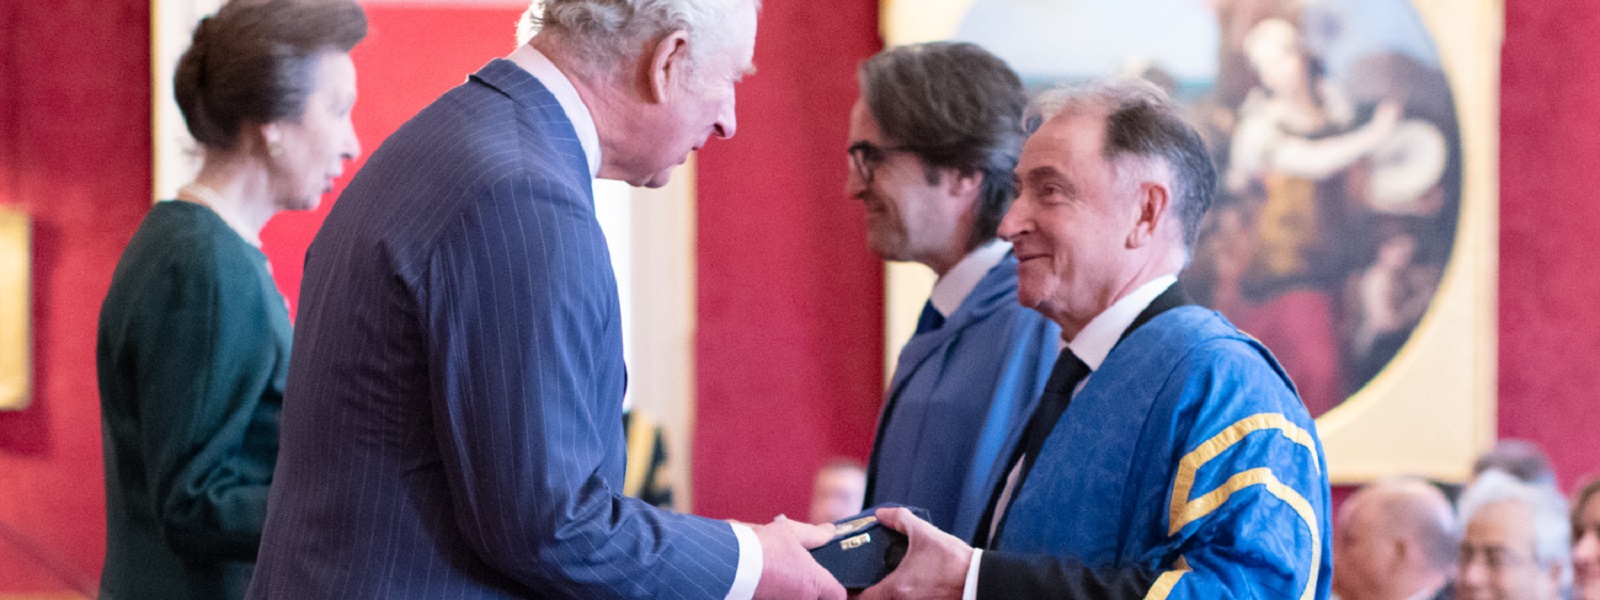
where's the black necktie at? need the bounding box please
[974,283,1192,548]
[972,349,1089,548]
[1016,349,1090,486]
[915,300,945,335]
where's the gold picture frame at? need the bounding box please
[880,0,1501,484]
[0,206,32,411]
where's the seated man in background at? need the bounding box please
[1333,476,1458,600]
[860,79,1331,599]
[810,458,867,524]
[1571,478,1600,600]
[622,408,675,509]
[1455,470,1570,600]
[1472,439,1558,486]
[849,41,1060,543]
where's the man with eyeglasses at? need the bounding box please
[1455,470,1571,600]
[847,41,1060,544]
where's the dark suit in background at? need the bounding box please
[245,59,741,599]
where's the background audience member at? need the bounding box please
[1473,439,1558,486]
[1455,470,1570,600]
[810,458,867,524]
[1333,476,1457,600]
[96,1,367,598]
[1572,478,1600,600]
[622,408,676,509]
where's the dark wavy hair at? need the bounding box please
[857,42,1027,250]
[174,0,367,151]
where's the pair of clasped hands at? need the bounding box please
[746,507,971,600]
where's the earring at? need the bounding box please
[269,142,284,157]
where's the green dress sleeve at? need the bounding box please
[120,228,287,561]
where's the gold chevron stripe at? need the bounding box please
[1165,413,1322,600]
[1142,556,1191,600]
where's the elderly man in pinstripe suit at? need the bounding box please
[245,1,844,599]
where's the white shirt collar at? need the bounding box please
[507,44,602,178]
[930,240,1012,317]
[1065,274,1178,371]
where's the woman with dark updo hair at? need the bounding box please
[96,1,365,598]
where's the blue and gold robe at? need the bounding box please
[983,306,1331,599]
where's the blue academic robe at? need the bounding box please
[985,306,1332,600]
[867,254,1060,543]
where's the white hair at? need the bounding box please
[1028,76,1171,127]
[1459,469,1572,586]
[518,0,757,74]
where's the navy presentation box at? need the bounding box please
[808,505,930,590]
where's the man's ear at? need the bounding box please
[943,168,983,202]
[647,30,692,104]
[1386,537,1410,574]
[1126,179,1172,249]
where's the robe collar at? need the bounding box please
[1066,274,1177,371]
[930,240,1012,317]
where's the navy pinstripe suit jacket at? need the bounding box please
[245,59,741,599]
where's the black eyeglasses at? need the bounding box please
[848,141,914,184]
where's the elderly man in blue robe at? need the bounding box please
[846,41,1060,544]
[859,79,1333,599]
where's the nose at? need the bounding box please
[343,120,362,162]
[1578,532,1600,562]
[1457,555,1488,588]
[712,97,737,140]
[845,161,869,199]
[998,195,1030,241]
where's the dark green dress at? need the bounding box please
[96,201,290,600]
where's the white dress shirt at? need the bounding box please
[505,45,761,600]
[929,240,1013,318]
[963,274,1178,600]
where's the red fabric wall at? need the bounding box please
[692,0,885,522]
[4,0,1600,594]
[1499,0,1600,491]
[0,0,150,592]
[261,6,525,313]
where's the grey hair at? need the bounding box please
[519,0,758,76]
[1459,469,1572,586]
[1473,439,1558,486]
[1028,78,1216,251]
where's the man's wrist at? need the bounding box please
[962,547,983,600]
[725,522,763,600]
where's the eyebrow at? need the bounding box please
[1020,166,1074,195]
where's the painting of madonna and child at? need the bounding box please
[956,0,1463,417]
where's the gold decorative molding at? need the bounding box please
[0,205,31,410]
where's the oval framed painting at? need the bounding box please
[880,0,1499,483]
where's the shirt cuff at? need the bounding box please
[724,522,763,600]
[962,548,983,600]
